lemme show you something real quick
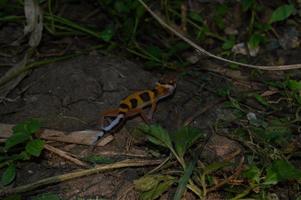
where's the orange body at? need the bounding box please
[95,76,176,143]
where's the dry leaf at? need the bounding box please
[24,0,43,47]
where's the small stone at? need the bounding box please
[279,27,300,49]
[225,27,238,35]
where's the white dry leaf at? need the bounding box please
[247,112,257,122]
[231,43,260,57]
[24,0,43,47]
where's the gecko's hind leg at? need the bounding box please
[99,109,120,127]
[147,102,157,121]
[125,108,152,124]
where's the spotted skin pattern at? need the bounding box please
[92,76,176,145]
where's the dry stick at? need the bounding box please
[137,0,301,71]
[95,150,149,158]
[0,158,162,196]
[44,144,89,168]
[207,156,245,193]
[0,52,29,101]
[0,53,75,88]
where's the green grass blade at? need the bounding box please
[173,158,196,200]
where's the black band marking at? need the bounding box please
[120,103,130,109]
[152,89,158,97]
[139,92,151,102]
[119,111,126,115]
[130,98,138,108]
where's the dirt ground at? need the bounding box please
[0,53,241,199]
[1,1,301,199]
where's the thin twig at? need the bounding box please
[207,156,245,193]
[147,155,170,174]
[0,158,162,196]
[137,0,301,71]
[44,144,89,168]
[94,150,149,158]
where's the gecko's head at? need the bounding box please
[156,75,177,95]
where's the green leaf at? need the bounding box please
[263,120,291,143]
[25,139,45,157]
[248,33,265,48]
[203,162,231,175]
[135,175,176,200]
[254,22,272,31]
[3,194,22,200]
[135,4,145,19]
[146,45,163,60]
[287,80,301,91]
[0,156,6,162]
[168,42,190,55]
[173,127,202,158]
[0,0,8,8]
[216,4,228,16]
[1,163,16,186]
[147,135,166,147]
[135,175,162,192]
[5,132,31,150]
[83,155,114,164]
[31,192,61,200]
[196,26,209,41]
[99,27,114,42]
[295,93,301,105]
[140,124,172,149]
[243,165,261,183]
[144,60,161,69]
[214,16,225,29]
[140,179,175,200]
[229,63,239,69]
[241,0,255,11]
[13,151,31,161]
[114,1,130,13]
[189,11,203,22]
[27,119,41,134]
[174,160,195,200]
[13,119,41,135]
[228,97,241,110]
[121,18,135,41]
[264,160,301,185]
[222,37,235,50]
[254,94,269,107]
[269,4,295,24]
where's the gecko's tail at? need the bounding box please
[92,113,125,145]
[91,130,105,145]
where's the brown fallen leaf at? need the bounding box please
[0,123,113,147]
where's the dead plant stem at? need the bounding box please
[0,158,162,196]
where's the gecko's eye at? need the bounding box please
[158,80,164,84]
[157,76,176,86]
